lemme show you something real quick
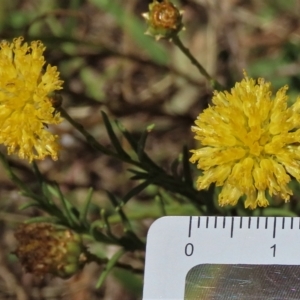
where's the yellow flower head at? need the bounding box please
[0,37,63,162]
[190,73,300,209]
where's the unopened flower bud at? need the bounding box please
[14,223,86,279]
[142,0,184,40]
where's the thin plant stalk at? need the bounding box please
[172,35,223,90]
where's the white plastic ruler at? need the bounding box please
[143,216,300,300]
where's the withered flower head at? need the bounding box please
[142,0,184,40]
[14,223,86,279]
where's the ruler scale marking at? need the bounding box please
[273,217,277,238]
[230,217,234,238]
[143,216,300,299]
[188,216,192,237]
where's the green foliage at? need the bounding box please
[1,0,300,298]
[90,0,169,64]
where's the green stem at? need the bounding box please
[91,248,143,288]
[0,152,32,195]
[108,203,199,223]
[85,249,143,275]
[172,35,223,90]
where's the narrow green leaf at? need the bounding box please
[137,132,148,160]
[137,124,154,159]
[101,111,130,159]
[45,183,59,198]
[90,220,118,244]
[147,123,155,131]
[113,269,143,297]
[41,182,53,204]
[52,182,78,227]
[105,190,120,208]
[182,145,193,187]
[79,187,93,226]
[123,180,153,204]
[155,194,167,216]
[127,168,150,180]
[127,168,144,175]
[100,209,119,240]
[96,248,126,288]
[19,201,39,211]
[59,107,115,156]
[128,170,159,182]
[262,208,297,217]
[170,157,180,179]
[136,125,165,173]
[129,174,148,181]
[20,191,44,203]
[0,152,31,194]
[32,161,44,187]
[116,122,161,174]
[106,191,132,231]
[116,120,138,152]
[25,216,60,224]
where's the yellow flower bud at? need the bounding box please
[142,0,184,40]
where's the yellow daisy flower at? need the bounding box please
[190,73,300,209]
[0,37,63,162]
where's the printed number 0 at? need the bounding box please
[185,243,194,256]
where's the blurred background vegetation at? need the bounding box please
[1,0,300,299]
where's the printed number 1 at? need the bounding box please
[270,244,276,257]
